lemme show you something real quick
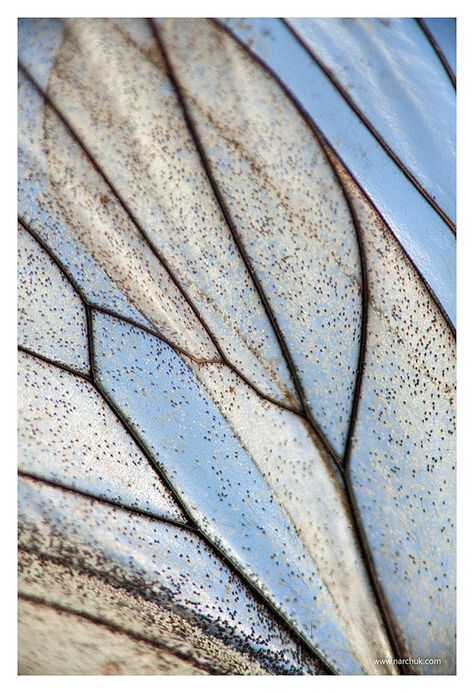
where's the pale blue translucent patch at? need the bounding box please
[221,18,456,328]
[423,18,456,77]
[181,357,396,672]
[18,350,185,523]
[18,224,89,373]
[19,475,322,675]
[18,18,64,91]
[91,310,365,674]
[288,18,455,223]
[18,71,155,332]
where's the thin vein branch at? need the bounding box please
[19,215,221,366]
[18,344,92,381]
[18,592,225,675]
[18,471,189,531]
[332,164,408,672]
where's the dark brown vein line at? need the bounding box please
[18,344,91,381]
[342,479,412,673]
[88,304,220,365]
[333,163,408,670]
[151,18,343,471]
[319,130,410,671]
[18,217,88,307]
[417,18,456,89]
[283,18,456,235]
[17,593,224,675]
[214,18,409,674]
[19,215,219,366]
[19,60,305,418]
[85,303,97,379]
[214,22,456,340]
[328,155,456,338]
[18,344,194,527]
[18,471,189,530]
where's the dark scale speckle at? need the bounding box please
[19,476,323,674]
[41,17,300,411]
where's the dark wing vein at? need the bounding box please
[282,18,456,235]
[416,18,456,89]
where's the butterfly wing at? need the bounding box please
[18,17,456,675]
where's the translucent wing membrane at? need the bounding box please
[221,18,456,327]
[157,18,362,458]
[325,150,456,674]
[18,223,89,374]
[287,18,456,223]
[18,16,456,676]
[19,476,323,675]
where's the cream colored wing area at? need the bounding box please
[18,476,325,675]
[18,350,186,522]
[326,149,456,674]
[19,551,266,675]
[42,17,299,409]
[19,598,210,676]
[40,91,217,363]
[157,18,363,458]
[184,357,396,674]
